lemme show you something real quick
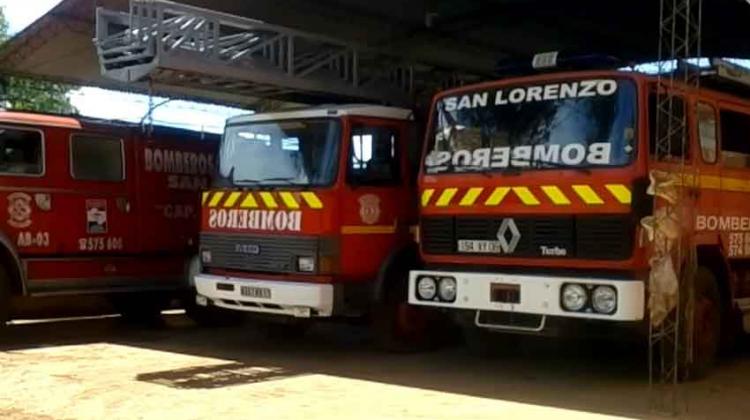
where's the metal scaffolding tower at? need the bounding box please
[94,0,479,106]
[649,0,702,413]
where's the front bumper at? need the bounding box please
[195,273,334,317]
[408,270,644,322]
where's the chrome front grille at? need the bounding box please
[420,214,634,260]
[201,233,318,274]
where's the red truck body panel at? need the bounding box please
[0,111,218,295]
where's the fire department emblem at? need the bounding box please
[7,192,32,229]
[358,194,381,225]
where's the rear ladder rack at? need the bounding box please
[94,0,478,105]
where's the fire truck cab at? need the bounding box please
[0,111,217,324]
[409,65,750,375]
[194,105,424,348]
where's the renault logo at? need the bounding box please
[496,218,521,253]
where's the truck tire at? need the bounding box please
[372,285,434,353]
[0,265,11,328]
[682,267,721,380]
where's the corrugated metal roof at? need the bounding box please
[0,0,748,107]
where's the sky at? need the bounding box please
[0,0,248,133]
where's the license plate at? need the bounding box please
[457,240,503,253]
[240,286,272,299]
[490,283,521,304]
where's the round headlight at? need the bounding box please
[417,276,437,300]
[561,284,587,312]
[592,286,617,314]
[438,277,457,302]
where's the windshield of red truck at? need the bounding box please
[217,119,340,187]
[423,78,636,174]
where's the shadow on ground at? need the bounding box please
[2,312,750,419]
[137,362,300,389]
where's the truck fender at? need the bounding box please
[371,242,419,304]
[0,231,25,295]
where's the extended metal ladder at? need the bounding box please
[94,0,477,105]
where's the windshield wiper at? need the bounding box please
[455,165,493,178]
[507,158,592,175]
[262,177,301,186]
[233,177,301,187]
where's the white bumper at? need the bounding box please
[408,270,644,322]
[195,274,334,317]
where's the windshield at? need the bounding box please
[424,78,637,174]
[217,119,341,187]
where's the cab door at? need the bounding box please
[0,124,52,256]
[61,131,138,255]
[339,117,414,280]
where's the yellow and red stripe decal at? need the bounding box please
[677,174,750,193]
[421,184,632,208]
[341,224,397,235]
[202,191,325,210]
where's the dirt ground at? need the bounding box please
[1,310,749,420]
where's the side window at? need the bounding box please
[720,109,750,168]
[71,134,124,181]
[697,103,718,163]
[649,93,688,159]
[0,126,43,176]
[348,125,400,185]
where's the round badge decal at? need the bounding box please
[358,194,381,225]
[7,192,33,229]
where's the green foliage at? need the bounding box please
[0,6,76,114]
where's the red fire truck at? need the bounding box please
[0,111,218,325]
[193,105,427,348]
[408,64,750,376]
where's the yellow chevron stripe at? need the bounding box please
[435,188,458,207]
[279,192,300,209]
[201,192,210,205]
[459,187,484,206]
[421,189,435,207]
[208,191,225,208]
[259,192,278,208]
[223,191,242,208]
[573,185,604,205]
[485,187,510,206]
[605,184,632,204]
[512,187,540,206]
[300,192,323,209]
[540,185,571,205]
[239,193,258,208]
